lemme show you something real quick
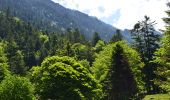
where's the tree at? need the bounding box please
[131,16,160,93]
[0,75,35,100]
[153,2,170,93]
[6,41,26,75]
[93,40,105,53]
[92,41,145,99]
[71,43,88,60]
[110,29,123,43]
[10,50,26,75]
[65,41,73,57]
[6,7,11,19]
[0,42,9,82]
[66,28,86,44]
[131,16,160,62]
[92,32,101,46]
[108,44,137,100]
[30,56,102,100]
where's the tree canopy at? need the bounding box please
[153,3,170,93]
[0,75,35,100]
[92,41,145,99]
[30,56,102,100]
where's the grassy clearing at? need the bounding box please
[143,94,170,100]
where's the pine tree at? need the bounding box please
[110,29,123,43]
[92,32,101,46]
[11,50,26,75]
[131,16,160,93]
[92,42,145,99]
[66,41,73,57]
[109,44,137,100]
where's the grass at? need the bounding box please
[143,94,170,100]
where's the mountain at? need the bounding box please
[0,0,124,41]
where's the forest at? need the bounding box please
[0,2,170,100]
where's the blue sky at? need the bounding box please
[52,0,168,30]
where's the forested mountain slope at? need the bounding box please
[0,0,122,41]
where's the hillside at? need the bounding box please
[0,0,122,41]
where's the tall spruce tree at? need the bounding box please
[92,42,145,99]
[109,44,137,100]
[131,16,160,93]
[110,29,123,43]
[92,32,101,46]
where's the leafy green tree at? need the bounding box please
[153,2,170,93]
[93,40,105,53]
[0,75,35,100]
[78,59,91,70]
[92,32,101,46]
[55,41,74,57]
[71,43,88,60]
[110,29,123,43]
[131,16,160,93]
[30,56,102,100]
[92,41,145,99]
[0,42,9,82]
[35,32,50,65]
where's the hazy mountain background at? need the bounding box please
[0,0,131,41]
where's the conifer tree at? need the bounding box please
[109,44,137,100]
[131,16,160,93]
[110,29,123,43]
[92,42,145,99]
[11,50,26,75]
[92,32,101,46]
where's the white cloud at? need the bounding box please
[52,0,168,30]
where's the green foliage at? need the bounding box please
[108,44,138,99]
[78,59,91,70]
[92,32,101,46]
[131,16,160,62]
[0,75,35,100]
[39,33,49,44]
[153,32,170,93]
[10,50,26,75]
[30,56,102,100]
[110,29,123,43]
[93,40,105,54]
[153,3,170,93]
[71,43,89,60]
[0,5,167,99]
[0,42,9,82]
[92,41,145,98]
[66,28,86,44]
[131,16,160,93]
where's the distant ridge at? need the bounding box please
[0,0,131,41]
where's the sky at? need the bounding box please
[52,0,169,30]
